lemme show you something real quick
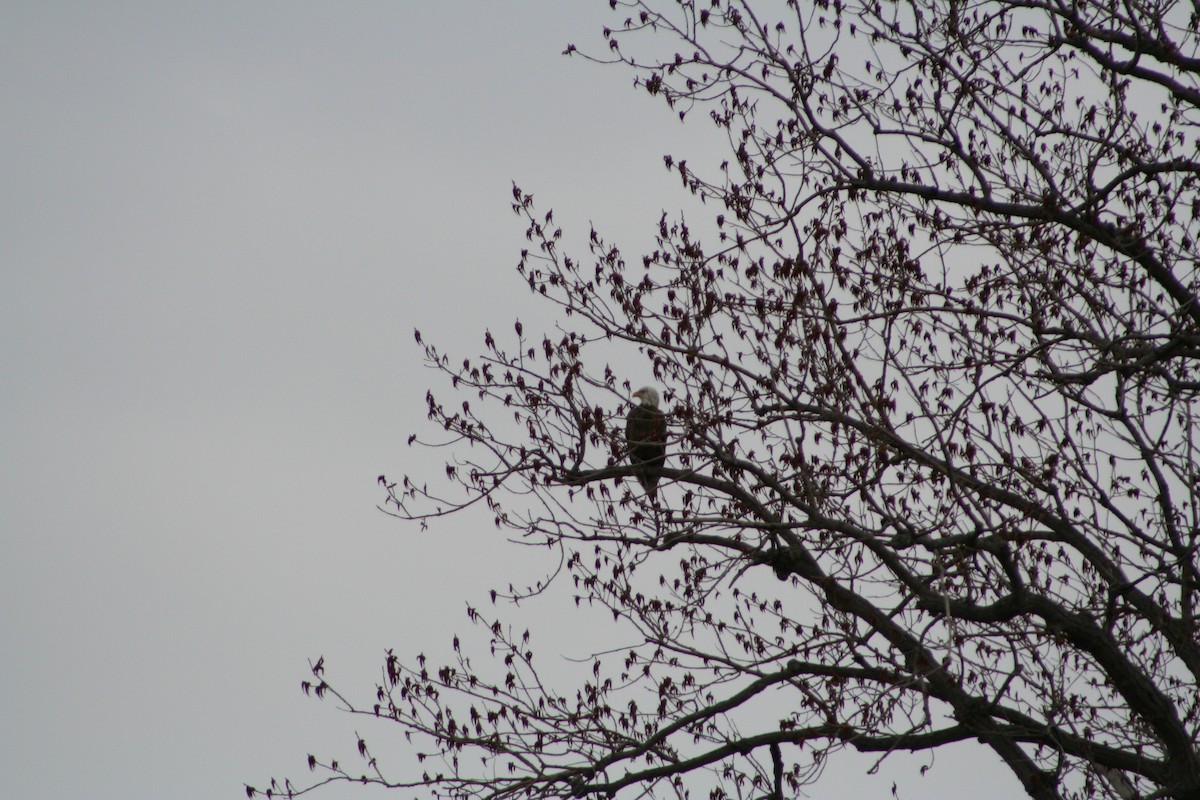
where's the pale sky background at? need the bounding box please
[1,4,1021,799]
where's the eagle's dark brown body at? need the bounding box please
[626,387,667,498]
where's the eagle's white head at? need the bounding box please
[632,386,661,409]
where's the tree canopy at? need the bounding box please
[256,1,1200,799]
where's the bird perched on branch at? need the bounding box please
[626,386,667,499]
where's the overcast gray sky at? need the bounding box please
[1,4,1020,799]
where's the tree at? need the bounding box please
[256,2,1200,799]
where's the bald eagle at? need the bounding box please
[626,386,667,498]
